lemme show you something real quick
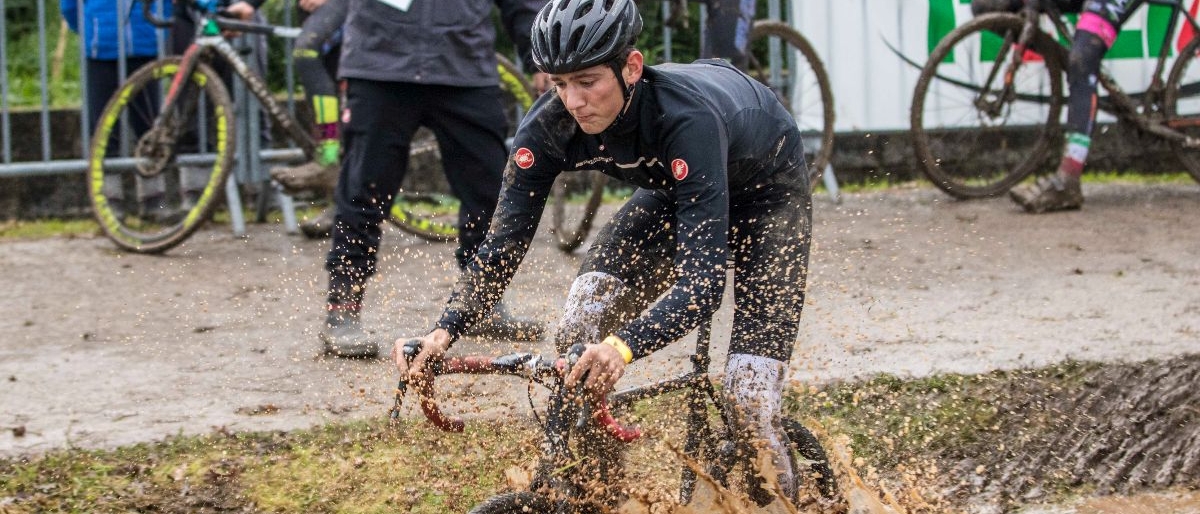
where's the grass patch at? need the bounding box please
[0,218,98,240]
[0,418,539,513]
[0,360,1130,513]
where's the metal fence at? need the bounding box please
[1,0,303,230]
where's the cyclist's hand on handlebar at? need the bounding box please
[565,343,626,397]
[393,329,451,381]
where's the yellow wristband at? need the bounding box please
[602,335,634,364]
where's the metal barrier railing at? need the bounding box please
[1,0,305,232]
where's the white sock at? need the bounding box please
[553,272,625,352]
[723,353,795,501]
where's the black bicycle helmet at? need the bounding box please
[531,0,644,74]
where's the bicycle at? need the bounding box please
[389,315,840,512]
[543,3,836,253]
[910,0,1200,199]
[87,0,536,252]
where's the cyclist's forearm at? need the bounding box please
[434,170,552,339]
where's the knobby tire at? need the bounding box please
[468,491,556,514]
[911,13,1065,198]
[1163,35,1200,184]
[88,57,235,254]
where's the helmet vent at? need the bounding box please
[566,27,585,56]
[575,0,594,19]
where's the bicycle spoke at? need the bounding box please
[912,14,1064,198]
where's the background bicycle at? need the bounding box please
[910,0,1200,199]
[391,314,839,513]
[88,0,536,253]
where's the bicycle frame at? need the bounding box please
[141,0,317,162]
[390,315,739,506]
[1007,0,1200,144]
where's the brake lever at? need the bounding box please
[389,338,444,421]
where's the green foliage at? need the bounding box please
[4,1,83,108]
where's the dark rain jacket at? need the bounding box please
[337,0,541,87]
[436,60,807,357]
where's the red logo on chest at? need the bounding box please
[514,147,535,169]
[671,158,689,180]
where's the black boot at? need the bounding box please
[318,305,380,358]
[463,301,545,342]
[300,207,335,239]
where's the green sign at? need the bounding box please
[927,0,1183,63]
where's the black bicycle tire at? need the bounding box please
[87,57,235,254]
[910,13,1065,199]
[551,170,608,252]
[467,491,556,514]
[747,20,836,189]
[782,417,838,500]
[1162,35,1200,184]
[386,53,536,242]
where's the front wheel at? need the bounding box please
[468,491,556,514]
[1163,35,1200,184]
[782,417,838,501]
[87,57,235,253]
[910,13,1065,198]
[744,21,835,188]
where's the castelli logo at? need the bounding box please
[341,108,350,124]
[514,147,535,169]
[671,158,688,180]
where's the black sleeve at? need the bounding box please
[434,114,563,339]
[614,109,731,357]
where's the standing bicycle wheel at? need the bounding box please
[911,13,1065,199]
[387,53,537,241]
[1163,35,1200,184]
[88,56,235,254]
[743,20,835,187]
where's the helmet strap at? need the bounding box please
[603,60,638,132]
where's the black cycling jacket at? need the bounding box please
[436,59,805,357]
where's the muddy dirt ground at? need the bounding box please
[1,181,1198,507]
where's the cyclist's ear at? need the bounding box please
[622,50,644,87]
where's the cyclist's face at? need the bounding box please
[552,52,643,134]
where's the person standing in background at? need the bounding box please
[316,0,551,358]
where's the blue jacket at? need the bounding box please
[61,0,172,60]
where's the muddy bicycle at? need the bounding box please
[390,315,839,512]
[546,1,836,253]
[87,0,535,253]
[910,0,1200,199]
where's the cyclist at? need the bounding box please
[317,0,550,358]
[268,0,348,239]
[397,0,812,503]
[974,0,1142,213]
